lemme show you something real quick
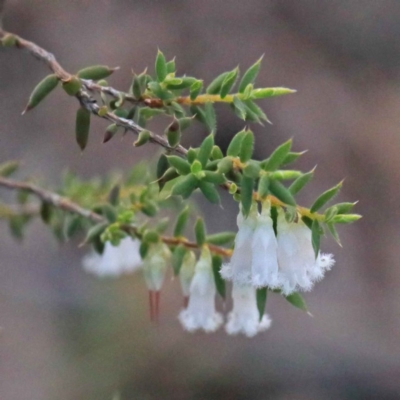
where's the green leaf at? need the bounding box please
[172,245,187,275]
[75,107,91,151]
[232,96,247,120]
[62,76,82,96]
[212,255,226,299]
[256,287,268,321]
[84,222,108,245]
[108,185,120,206]
[0,160,19,177]
[243,160,261,179]
[282,151,306,166]
[310,181,342,213]
[243,100,270,124]
[199,181,221,204]
[226,129,246,157]
[174,206,189,237]
[190,80,203,100]
[206,232,236,246]
[194,217,206,246]
[257,174,270,198]
[139,241,149,258]
[147,82,173,100]
[324,206,338,223]
[263,139,292,171]
[156,154,169,180]
[251,87,296,99]
[23,74,59,113]
[334,202,358,214]
[197,134,214,167]
[211,145,224,160]
[220,67,239,98]
[289,169,314,195]
[155,50,168,82]
[217,157,233,174]
[311,219,320,258]
[190,160,203,174]
[77,65,116,80]
[166,59,176,74]
[167,156,191,175]
[40,202,52,224]
[326,222,341,246]
[203,171,226,184]
[204,102,216,133]
[206,71,230,94]
[241,176,254,217]
[285,292,308,312]
[238,56,263,93]
[239,130,254,162]
[134,129,151,147]
[171,174,198,198]
[269,179,296,206]
[330,214,362,224]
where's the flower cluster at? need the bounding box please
[221,202,335,295]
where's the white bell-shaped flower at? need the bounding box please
[179,247,223,332]
[276,210,335,294]
[142,242,171,291]
[179,250,196,295]
[225,283,271,337]
[82,236,142,278]
[220,206,258,285]
[251,202,279,288]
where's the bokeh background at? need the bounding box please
[1,1,400,399]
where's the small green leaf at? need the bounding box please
[62,76,82,96]
[103,123,118,143]
[23,74,59,113]
[139,241,149,258]
[166,59,176,74]
[77,65,117,80]
[206,232,236,246]
[243,160,261,179]
[289,169,314,195]
[256,287,268,321]
[172,245,187,275]
[232,96,247,120]
[269,179,296,206]
[310,181,342,213]
[258,174,270,199]
[194,217,206,246]
[190,80,203,100]
[84,222,108,245]
[211,145,224,160]
[108,185,120,206]
[190,160,203,174]
[171,174,198,198]
[155,49,168,82]
[220,67,239,99]
[199,181,221,204]
[174,206,189,237]
[203,171,226,184]
[227,130,246,157]
[251,87,296,99]
[311,219,320,258]
[239,130,254,163]
[143,230,159,243]
[156,154,169,180]
[326,222,341,246]
[238,56,263,93]
[241,176,254,217]
[330,214,362,224]
[212,255,226,299]
[285,292,308,312]
[243,100,271,124]
[334,202,358,214]
[0,160,19,177]
[217,157,233,174]
[167,156,191,175]
[134,129,151,147]
[40,202,52,224]
[263,139,292,171]
[206,71,230,94]
[204,102,216,133]
[198,134,214,168]
[75,107,91,151]
[282,151,306,166]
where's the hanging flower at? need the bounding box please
[179,250,196,308]
[276,210,335,295]
[82,236,142,278]
[220,205,258,285]
[142,242,171,291]
[251,201,280,288]
[225,283,271,337]
[179,247,223,332]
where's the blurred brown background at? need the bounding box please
[1,1,400,399]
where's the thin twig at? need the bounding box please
[0,176,232,257]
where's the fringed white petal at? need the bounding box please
[225,284,271,337]
[251,210,279,288]
[179,249,222,333]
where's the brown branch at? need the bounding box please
[0,176,232,257]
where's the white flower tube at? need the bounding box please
[179,247,223,332]
[142,242,171,291]
[251,202,279,288]
[179,250,196,308]
[225,283,271,337]
[82,236,142,278]
[220,206,258,285]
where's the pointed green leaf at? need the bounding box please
[23,74,59,113]
[190,80,203,100]
[167,156,191,175]
[194,217,206,246]
[289,169,314,195]
[238,56,263,93]
[77,65,116,80]
[171,174,198,198]
[258,174,270,199]
[310,182,342,213]
[269,179,296,206]
[204,102,216,133]
[256,287,268,321]
[263,139,292,171]
[239,130,254,162]
[0,160,19,177]
[330,214,362,224]
[220,67,239,98]
[155,50,168,82]
[199,181,221,204]
[198,134,214,167]
[75,107,90,151]
[206,71,230,94]
[251,87,296,99]
[326,222,341,246]
[172,245,187,275]
[241,176,254,217]
[311,219,320,258]
[285,292,308,312]
[232,96,247,120]
[227,130,246,157]
[174,206,189,237]
[206,232,236,246]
